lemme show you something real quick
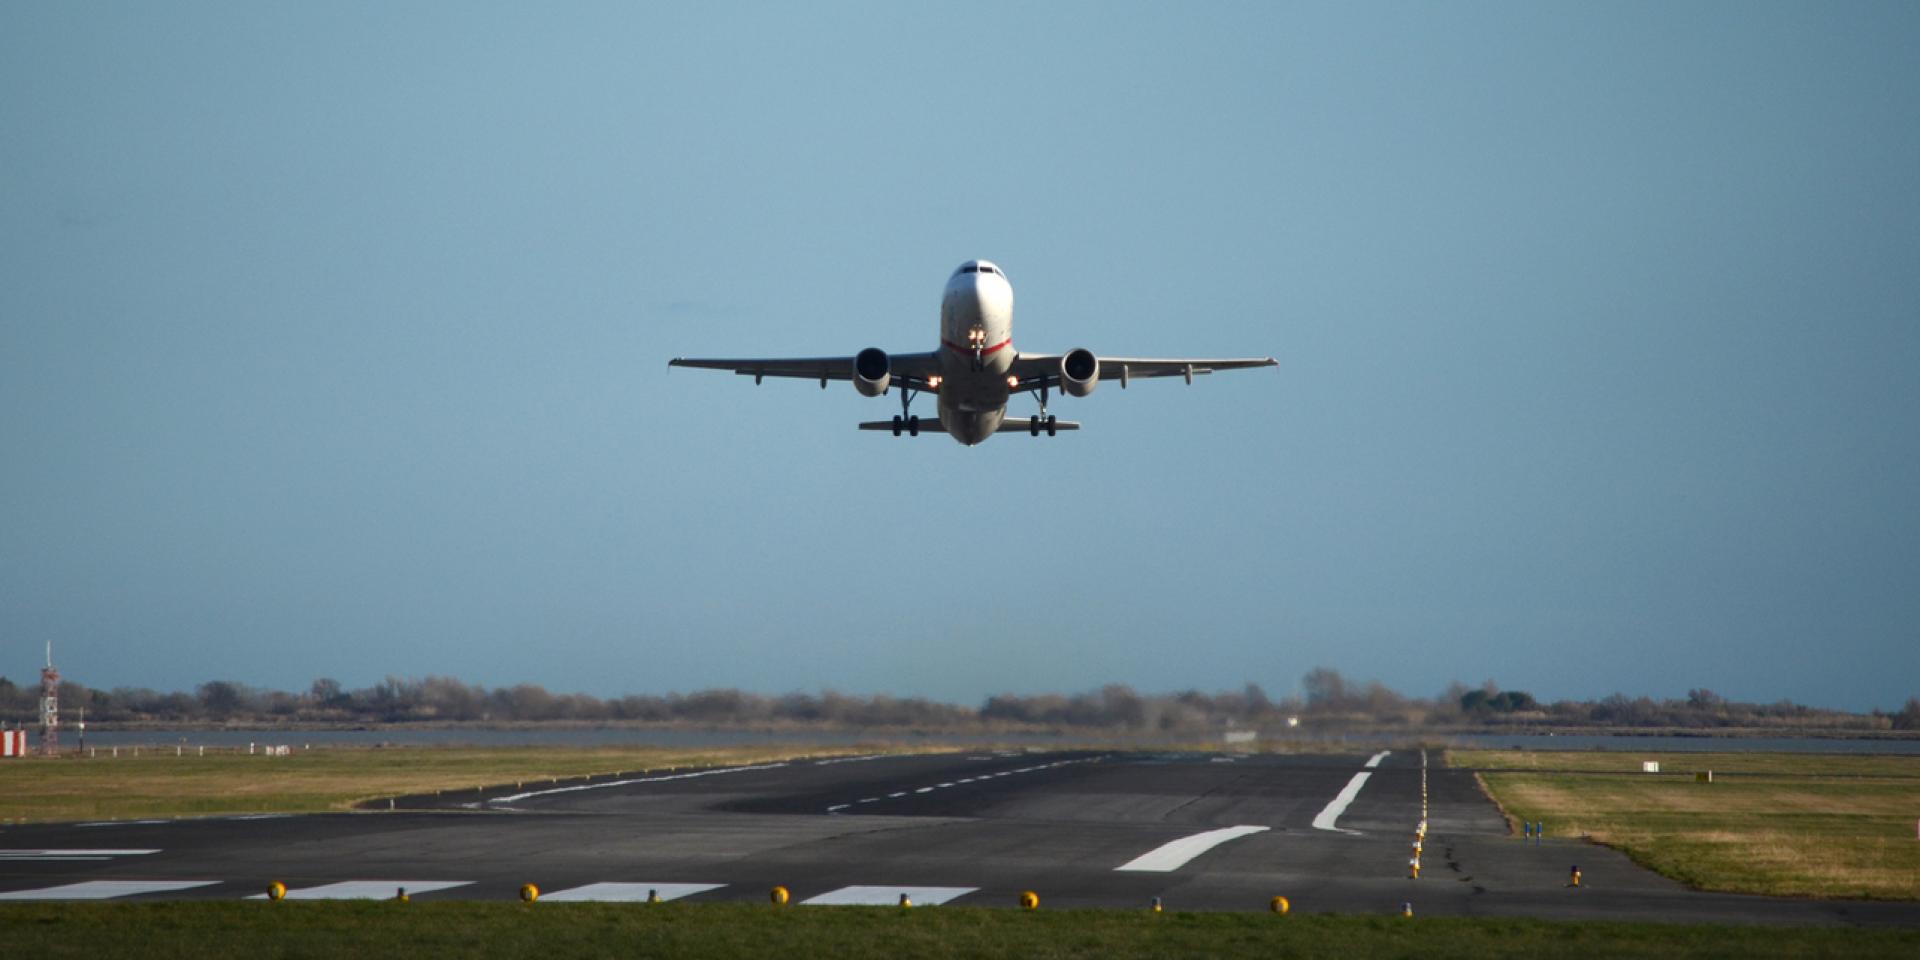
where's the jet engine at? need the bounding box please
[853,347,891,397]
[1060,347,1100,397]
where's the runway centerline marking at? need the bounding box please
[1312,751,1391,834]
[1115,826,1270,872]
[0,880,218,901]
[489,762,788,806]
[826,756,1106,814]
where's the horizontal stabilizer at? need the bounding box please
[997,418,1080,433]
[857,419,1081,435]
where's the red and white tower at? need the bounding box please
[39,642,59,756]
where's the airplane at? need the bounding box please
[668,259,1277,445]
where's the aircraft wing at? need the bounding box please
[668,352,943,388]
[1006,354,1277,391]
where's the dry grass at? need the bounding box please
[0,744,898,823]
[1477,764,1920,899]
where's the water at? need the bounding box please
[46,727,1071,750]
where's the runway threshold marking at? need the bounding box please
[1311,751,1392,834]
[0,880,218,901]
[488,761,789,806]
[1115,825,1271,872]
[541,882,723,902]
[244,880,473,900]
[801,885,977,906]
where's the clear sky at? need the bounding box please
[3,2,1917,711]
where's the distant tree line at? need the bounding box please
[0,671,1913,734]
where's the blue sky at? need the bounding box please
[3,2,1916,710]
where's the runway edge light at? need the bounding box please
[520,883,539,902]
[1019,890,1039,910]
[266,881,286,901]
[1270,896,1289,915]
[770,885,790,906]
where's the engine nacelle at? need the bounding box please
[1060,347,1100,397]
[853,347,891,397]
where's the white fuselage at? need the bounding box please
[936,261,1017,444]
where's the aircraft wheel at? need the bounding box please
[1046,415,1057,437]
[891,415,902,437]
[1029,415,1040,437]
[908,415,920,437]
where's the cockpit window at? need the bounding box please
[980,265,996,275]
[961,265,978,273]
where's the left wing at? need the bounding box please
[1006,354,1276,391]
[669,352,942,389]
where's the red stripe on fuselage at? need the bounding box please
[942,337,1012,357]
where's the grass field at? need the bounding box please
[1452,750,1920,899]
[0,744,889,822]
[0,901,1914,960]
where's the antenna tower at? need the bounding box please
[39,642,60,756]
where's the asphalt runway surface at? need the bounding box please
[2,750,1915,924]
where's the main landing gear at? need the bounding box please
[1026,381,1057,436]
[891,383,922,437]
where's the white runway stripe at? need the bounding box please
[1115,825,1270,872]
[490,762,788,806]
[0,880,218,900]
[828,756,1105,813]
[541,882,722,902]
[245,880,472,900]
[1312,751,1392,833]
[801,885,977,906]
[0,849,159,862]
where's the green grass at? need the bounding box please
[0,744,895,822]
[0,902,1913,960]
[1451,751,1920,899]
[1449,749,1920,779]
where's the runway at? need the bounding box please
[1,750,1914,924]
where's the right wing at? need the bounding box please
[1005,354,1277,391]
[669,352,942,389]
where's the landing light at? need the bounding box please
[1007,375,1020,388]
[927,376,942,389]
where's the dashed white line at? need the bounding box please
[825,756,1104,813]
[1115,826,1270,872]
[489,762,787,806]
